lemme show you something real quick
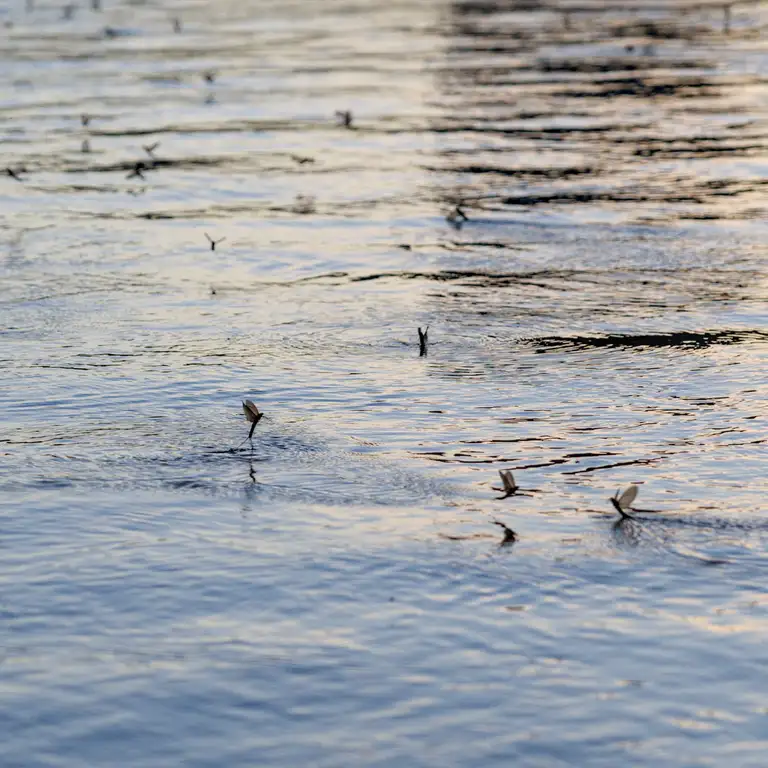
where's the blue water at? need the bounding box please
[2,0,768,764]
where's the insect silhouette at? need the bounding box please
[142,142,160,159]
[446,204,468,229]
[610,485,639,519]
[494,469,518,498]
[418,326,429,356]
[172,17,182,33]
[493,520,517,545]
[293,194,316,214]
[81,139,91,154]
[126,162,147,180]
[290,155,315,165]
[203,70,217,84]
[335,110,353,128]
[5,167,24,181]
[81,113,90,127]
[236,399,264,449]
[205,233,226,251]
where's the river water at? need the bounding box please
[2,0,768,765]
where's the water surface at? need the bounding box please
[2,0,768,765]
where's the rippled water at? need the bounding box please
[2,0,768,764]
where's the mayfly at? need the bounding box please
[205,233,226,251]
[494,469,518,497]
[293,194,316,215]
[335,110,353,128]
[446,204,468,229]
[418,326,429,356]
[610,485,639,519]
[126,162,146,180]
[236,399,264,449]
[142,142,160,159]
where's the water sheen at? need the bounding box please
[2,0,768,764]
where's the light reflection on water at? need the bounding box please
[1,0,768,764]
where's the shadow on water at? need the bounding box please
[533,329,768,351]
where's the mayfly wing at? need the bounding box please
[617,485,638,510]
[243,399,260,422]
[499,470,515,493]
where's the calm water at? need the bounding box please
[2,0,768,764]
